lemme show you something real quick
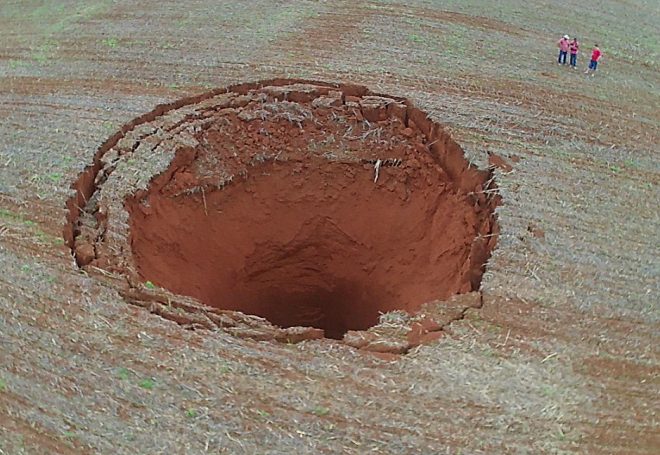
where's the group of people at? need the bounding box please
[557,35,602,75]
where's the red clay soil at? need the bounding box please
[68,79,499,340]
[487,151,514,172]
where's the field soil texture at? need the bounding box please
[0,1,658,454]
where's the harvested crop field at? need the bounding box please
[1,1,658,454]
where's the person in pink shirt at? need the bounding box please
[585,44,603,75]
[557,35,570,65]
[569,38,580,68]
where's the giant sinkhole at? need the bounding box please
[66,80,499,340]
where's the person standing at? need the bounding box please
[557,35,570,65]
[569,38,580,68]
[585,44,602,75]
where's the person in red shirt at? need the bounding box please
[569,38,580,68]
[585,44,602,75]
[557,35,570,65]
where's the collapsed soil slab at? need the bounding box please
[65,79,499,346]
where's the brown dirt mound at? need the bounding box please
[66,79,499,342]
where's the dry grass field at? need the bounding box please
[0,1,658,453]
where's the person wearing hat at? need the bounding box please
[557,35,570,65]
